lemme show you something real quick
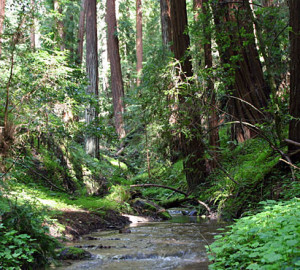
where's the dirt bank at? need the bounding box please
[50,209,130,241]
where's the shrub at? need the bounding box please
[0,224,36,270]
[208,198,300,269]
[1,200,58,269]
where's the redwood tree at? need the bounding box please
[54,0,65,51]
[30,0,35,50]
[194,0,220,171]
[288,0,300,162]
[77,0,85,64]
[136,0,143,86]
[169,0,206,190]
[0,0,5,56]
[106,0,126,139]
[160,0,171,48]
[85,0,99,158]
[213,0,270,142]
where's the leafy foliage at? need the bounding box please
[208,199,300,270]
[0,224,36,270]
[0,200,58,269]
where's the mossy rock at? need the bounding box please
[132,198,171,220]
[132,198,159,212]
[58,247,92,260]
[157,210,172,220]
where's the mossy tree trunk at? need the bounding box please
[169,0,206,191]
[213,0,270,143]
[288,0,300,162]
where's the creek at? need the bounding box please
[56,210,226,270]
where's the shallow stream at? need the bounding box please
[56,210,225,270]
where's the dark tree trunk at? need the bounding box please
[213,0,270,143]
[169,0,206,191]
[0,0,5,56]
[160,0,171,48]
[136,0,143,86]
[85,0,99,158]
[201,0,220,171]
[107,0,126,139]
[288,0,300,162]
[77,0,85,64]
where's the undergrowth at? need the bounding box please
[208,198,300,270]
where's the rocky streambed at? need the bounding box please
[54,210,226,270]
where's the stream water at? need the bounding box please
[56,210,226,270]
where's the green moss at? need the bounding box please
[58,247,91,260]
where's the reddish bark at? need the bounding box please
[136,0,143,86]
[106,0,126,139]
[169,0,206,190]
[288,0,300,162]
[213,0,270,142]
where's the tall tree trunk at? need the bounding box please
[213,0,270,143]
[288,0,300,162]
[0,0,5,56]
[106,0,126,139]
[77,0,86,64]
[30,0,35,50]
[160,0,171,49]
[196,0,220,171]
[169,0,206,191]
[85,0,99,158]
[136,0,143,86]
[54,0,65,51]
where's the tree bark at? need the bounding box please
[213,0,270,143]
[160,0,171,49]
[54,0,65,51]
[30,0,35,50]
[169,0,206,191]
[203,0,220,171]
[0,0,5,56]
[77,0,86,64]
[85,0,99,158]
[106,0,126,139]
[136,0,143,86]
[288,0,300,162]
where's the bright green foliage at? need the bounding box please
[203,138,281,218]
[208,199,300,270]
[0,200,58,269]
[0,224,36,270]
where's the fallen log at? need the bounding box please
[130,184,212,215]
[130,184,189,197]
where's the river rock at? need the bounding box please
[132,198,172,220]
[58,247,92,260]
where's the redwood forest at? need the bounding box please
[0,0,299,269]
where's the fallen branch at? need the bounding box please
[16,161,67,193]
[279,158,300,171]
[284,139,300,148]
[130,184,189,197]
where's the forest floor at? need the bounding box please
[50,209,130,241]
